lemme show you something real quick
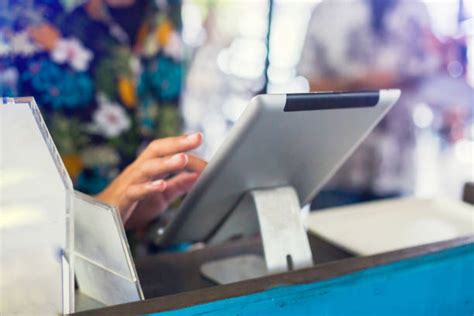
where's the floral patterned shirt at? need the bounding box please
[1,0,184,194]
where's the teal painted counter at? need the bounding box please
[151,242,474,315]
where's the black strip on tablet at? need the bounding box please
[284,91,380,112]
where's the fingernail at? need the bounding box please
[150,179,166,191]
[186,132,202,143]
[170,153,187,164]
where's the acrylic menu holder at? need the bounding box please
[0,97,142,314]
[0,97,75,314]
[74,191,143,310]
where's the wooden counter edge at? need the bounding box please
[75,235,474,315]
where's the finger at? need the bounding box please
[134,153,189,184]
[119,180,167,219]
[186,155,207,173]
[124,179,167,202]
[140,133,203,161]
[162,172,200,204]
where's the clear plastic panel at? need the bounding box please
[73,191,143,309]
[0,97,74,314]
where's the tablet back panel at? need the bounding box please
[162,90,400,244]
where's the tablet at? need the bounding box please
[158,90,400,245]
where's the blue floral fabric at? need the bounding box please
[1,0,184,194]
[20,59,94,109]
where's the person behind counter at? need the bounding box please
[1,0,208,230]
[4,0,187,202]
[298,0,441,209]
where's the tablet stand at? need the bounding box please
[251,187,313,272]
[201,186,313,284]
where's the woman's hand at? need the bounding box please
[96,133,207,229]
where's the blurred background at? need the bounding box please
[1,0,473,210]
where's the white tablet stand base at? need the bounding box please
[201,186,314,284]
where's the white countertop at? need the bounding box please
[306,197,474,256]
